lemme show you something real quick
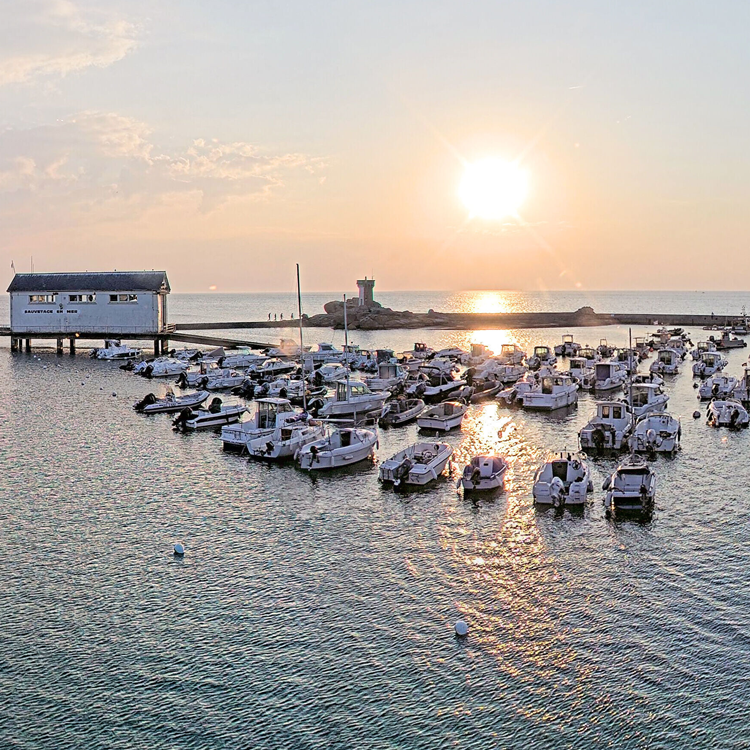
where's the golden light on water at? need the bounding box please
[458,158,528,220]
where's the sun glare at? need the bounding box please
[458,158,528,220]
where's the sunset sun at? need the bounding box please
[458,158,528,220]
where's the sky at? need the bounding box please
[1,0,750,293]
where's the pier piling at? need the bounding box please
[24,339,31,352]
[69,338,75,354]
[57,339,63,355]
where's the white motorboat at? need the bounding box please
[305,342,346,364]
[692,351,727,378]
[666,336,689,359]
[296,427,377,470]
[476,359,526,384]
[568,356,593,385]
[267,339,307,358]
[521,374,578,411]
[138,357,189,378]
[364,362,409,391]
[612,348,639,375]
[378,442,453,487]
[379,398,425,426]
[461,343,493,367]
[468,377,504,402]
[706,399,750,428]
[603,454,656,513]
[91,340,142,360]
[220,397,298,450]
[417,400,469,432]
[698,375,737,400]
[248,420,327,460]
[172,398,247,431]
[554,334,581,358]
[134,389,209,414]
[459,455,508,491]
[589,361,628,392]
[630,413,681,453]
[310,362,350,385]
[496,343,526,365]
[434,347,467,360]
[527,345,557,371]
[577,346,600,367]
[533,453,592,507]
[220,352,266,369]
[406,369,467,404]
[649,348,681,375]
[198,369,247,391]
[579,401,634,452]
[497,369,546,405]
[251,357,297,379]
[317,380,388,418]
[690,341,717,361]
[626,383,670,418]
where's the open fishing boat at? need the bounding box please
[378,442,453,487]
[706,399,750,428]
[296,427,377,470]
[379,398,425,427]
[172,398,247,430]
[134,389,209,414]
[416,400,469,432]
[458,455,508,491]
[220,397,297,450]
[248,420,326,460]
[603,454,656,513]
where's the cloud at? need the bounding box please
[0,0,137,86]
[0,111,327,225]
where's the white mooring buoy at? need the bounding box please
[454,620,468,637]
[173,543,185,557]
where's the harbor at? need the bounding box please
[3,290,750,749]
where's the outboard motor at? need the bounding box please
[172,407,195,430]
[550,476,566,508]
[208,397,223,414]
[176,371,189,389]
[134,393,158,412]
[144,364,154,379]
[307,398,325,417]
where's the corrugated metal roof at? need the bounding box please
[7,271,170,293]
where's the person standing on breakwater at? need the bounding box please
[268,313,271,320]
[274,313,277,321]
[280,313,283,320]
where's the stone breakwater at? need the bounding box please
[173,302,735,332]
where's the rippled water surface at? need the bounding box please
[3,293,750,749]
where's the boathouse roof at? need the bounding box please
[7,271,170,293]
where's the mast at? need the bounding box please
[343,294,355,425]
[629,327,635,456]
[296,263,307,413]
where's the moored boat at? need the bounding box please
[172,398,247,430]
[134,389,209,414]
[378,442,453,486]
[416,400,469,432]
[603,454,656,513]
[533,453,592,506]
[379,398,425,427]
[296,427,377,470]
[459,455,508,491]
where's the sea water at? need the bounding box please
[1,291,750,749]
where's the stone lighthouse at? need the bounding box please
[356,277,376,307]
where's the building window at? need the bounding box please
[69,294,96,303]
[109,294,138,303]
[28,294,57,303]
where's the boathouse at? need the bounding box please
[7,271,171,352]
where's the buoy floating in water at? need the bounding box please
[173,543,185,557]
[693,410,701,419]
[454,620,468,637]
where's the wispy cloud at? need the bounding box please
[0,0,138,86]
[0,111,327,225]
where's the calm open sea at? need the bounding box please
[2,290,750,749]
